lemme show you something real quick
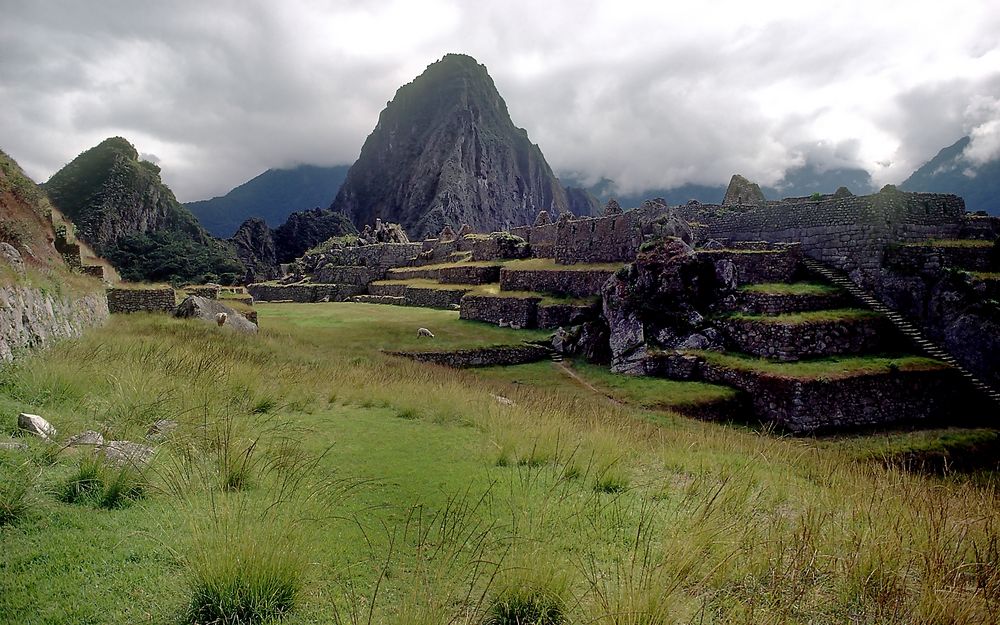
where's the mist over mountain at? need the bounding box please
[901,136,1000,215]
[187,164,350,237]
[562,163,874,209]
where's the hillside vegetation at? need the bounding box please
[1,303,996,624]
[43,137,243,284]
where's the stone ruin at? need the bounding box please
[239,174,999,433]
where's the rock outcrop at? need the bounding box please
[331,53,572,238]
[722,174,767,208]
[230,218,281,284]
[602,238,723,374]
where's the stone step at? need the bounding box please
[802,257,1000,407]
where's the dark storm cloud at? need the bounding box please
[1,0,998,201]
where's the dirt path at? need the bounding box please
[551,361,624,406]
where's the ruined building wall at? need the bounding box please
[686,191,965,281]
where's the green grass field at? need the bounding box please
[0,303,997,624]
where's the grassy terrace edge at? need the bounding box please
[724,308,879,324]
[739,281,842,296]
[685,350,949,380]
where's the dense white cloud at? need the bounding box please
[1,0,998,201]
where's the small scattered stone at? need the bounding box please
[18,413,56,440]
[66,430,104,446]
[490,393,515,407]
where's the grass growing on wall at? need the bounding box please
[0,304,996,624]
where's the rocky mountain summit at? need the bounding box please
[43,137,242,284]
[331,53,577,238]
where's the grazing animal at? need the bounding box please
[215,312,228,327]
[510,322,522,330]
[498,319,510,328]
[417,327,435,338]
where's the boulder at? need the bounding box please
[18,413,55,439]
[175,296,257,334]
[100,440,155,467]
[67,430,105,446]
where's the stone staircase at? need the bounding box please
[802,257,1000,406]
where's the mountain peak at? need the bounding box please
[332,54,570,237]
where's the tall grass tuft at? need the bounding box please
[0,454,35,524]
[59,452,146,509]
[486,552,570,625]
[184,496,309,625]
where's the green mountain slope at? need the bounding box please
[43,137,243,284]
[187,164,350,237]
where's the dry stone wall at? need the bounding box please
[460,295,540,327]
[0,285,109,361]
[247,283,365,302]
[438,265,501,284]
[699,363,959,433]
[720,315,891,361]
[682,190,965,282]
[106,287,175,313]
[731,290,849,315]
[500,268,616,298]
[388,344,550,368]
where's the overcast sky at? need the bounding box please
[2,0,999,202]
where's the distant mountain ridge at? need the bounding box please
[562,163,875,209]
[43,137,243,284]
[331,53,582,238]
[901,136,999,215]
[187,164,350,237]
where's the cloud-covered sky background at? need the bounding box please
[2,0,999,202]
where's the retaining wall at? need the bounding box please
[460,295,539,327]
[731,290,849,315]
[500,268,616,298]
[695,247,802,285]
[387,344,550,368]
[438,265,501,285]
[106,287,176,314]
[720,315,891,361]
[247,283,365,302]
[404,285,471,309]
